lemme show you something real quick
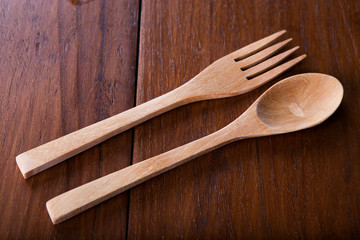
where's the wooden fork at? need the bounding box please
[16,30,306,178]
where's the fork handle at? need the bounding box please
[46,124,238,224]
[16,84,195,179]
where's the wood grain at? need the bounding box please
[1,0,360,239]
[129,0,360,239]
[0,0,139,238]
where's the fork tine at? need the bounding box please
[244,46,299,78]
[237,38,293,69]
[249,54,307,87]
[231,30,286,60]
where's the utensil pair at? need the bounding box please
[16,30,343,224]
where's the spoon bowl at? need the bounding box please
[253,73,343,133]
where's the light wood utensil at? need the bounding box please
[16,30,305,179]
[46,73,344,224]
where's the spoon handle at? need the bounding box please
[16,85,195,179]
[46,125,238,224]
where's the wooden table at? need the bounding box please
[1,0,359,238]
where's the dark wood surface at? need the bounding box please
[0,0,359,239]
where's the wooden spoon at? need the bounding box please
[46,73,343,224]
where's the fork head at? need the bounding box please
[187,30,306,99]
